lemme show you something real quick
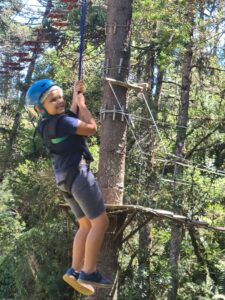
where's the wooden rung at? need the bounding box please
[209,226,225,232]
[154,209,174,217]
[58,203,225,233]
[105,77,148,91]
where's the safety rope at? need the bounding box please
[78,0,86,80]
[140,92,168,155]
[108,81,145,156]
[106,83,225,184]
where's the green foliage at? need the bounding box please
[12,226,72,300]
[88,136,99,174]
[0,254,17,299]
[9,158,59,228]
[0,177,25,255]
[1,0,225,299]
[0,223,77,300]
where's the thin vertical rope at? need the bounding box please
[140,92,168,155]
[78,0,86,80]
[108,81,145,156]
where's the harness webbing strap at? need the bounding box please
[51,136,68,144]
[46,115,68,147]
[47,115,63,138]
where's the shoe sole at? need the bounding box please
[63,274,95,296]
[78,279,113,289]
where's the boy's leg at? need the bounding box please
[62,191,89,271]
[70,166,108,272]
[71,165,112,287]
[78,212,113,288]
[82,212,109,273]
[72,216,91,271]
[62,193,95,295]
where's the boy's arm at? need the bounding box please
[76,94,97,136]
[70,81,97,137]
[70,81,82,114]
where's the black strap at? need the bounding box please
[47,115,64,139]
[65,168,80,193]
[40,115,68,152]
[58,168,80,194]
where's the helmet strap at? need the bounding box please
[36,103,51,118]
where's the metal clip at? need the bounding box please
[100,105,106,121]
[105,58,110,75]
[113,22,117,34]
[105,22,117,35]
[121,105,124,122]
[118,58,123,74]
[113,105,116,120]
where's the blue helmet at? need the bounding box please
[25,79,57,107]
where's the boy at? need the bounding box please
[26,79,112,296]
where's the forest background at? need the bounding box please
[0,0,225,299]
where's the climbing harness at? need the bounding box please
[38,112,93,193]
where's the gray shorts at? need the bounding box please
[61,164,106,220]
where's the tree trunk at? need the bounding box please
[138,222,151,299]
[189,228,219,284]
[167,10,194,300]
[188,228,207,281]
[154,69,164,117]
[92,1,133,299]
[167,225,184,300]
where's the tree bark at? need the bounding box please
[167,225,184,300]
[154,69,164,117]
[189,228,219,284]
[138,222,151,299]
[98,0,133,205]
[92,1,133,299]
[188,228,207,280]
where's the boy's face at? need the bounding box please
[42,89,65,115]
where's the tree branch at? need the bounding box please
[185,125,220,159]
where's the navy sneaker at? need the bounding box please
[78,270,113,288]
[64,267,80,279]
[63,267,95,296]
